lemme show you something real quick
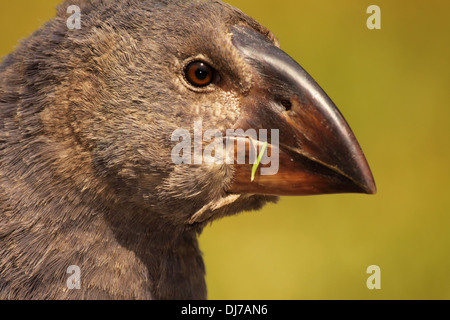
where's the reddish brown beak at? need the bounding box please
[227,26,376,196]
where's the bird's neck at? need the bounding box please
[103,205,207,300]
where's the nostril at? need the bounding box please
[280,99,292,111]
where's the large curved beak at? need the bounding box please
[226,26,376,196]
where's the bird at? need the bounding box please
[0,0,376,299]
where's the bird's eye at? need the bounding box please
[185,61,214,87]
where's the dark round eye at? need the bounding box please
[185,61,214,87]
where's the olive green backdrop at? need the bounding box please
[1,0,449,299]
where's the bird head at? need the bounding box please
[39,0,375,226]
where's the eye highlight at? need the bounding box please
[185,61,214,87]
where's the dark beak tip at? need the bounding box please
[347,153,377,195]
[355,179,376,195]
[363,175,377,195]
[350,158,377,195]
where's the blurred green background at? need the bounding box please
[1,0,449,299]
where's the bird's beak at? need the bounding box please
[226,26,376,196]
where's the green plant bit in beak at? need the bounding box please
[251,141,268,182]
